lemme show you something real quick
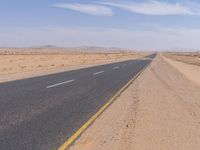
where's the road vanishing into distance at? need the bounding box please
[0,54,156,150]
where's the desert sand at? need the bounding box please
[69,55,200,150]
[163,56,200,86]
[165,52,200,66]
[0,48,146,83]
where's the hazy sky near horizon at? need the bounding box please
[1,0,200,50]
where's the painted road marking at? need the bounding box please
[46,80,75,89]
[113,66,119,70]
[93,71,105,76]
[58,64,150,150]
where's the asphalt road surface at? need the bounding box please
[0,54,156,150]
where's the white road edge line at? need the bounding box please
[93,71,105,76]
[46,80,75,89]
[113,66,119,69]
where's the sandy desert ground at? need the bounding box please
[0,48,147,83]
[164,52,200,66]
[69,54,200,150]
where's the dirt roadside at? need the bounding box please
[164,53,200,66]
[0,51,146,83]
[162,56,200,86]
[69,55,200,150]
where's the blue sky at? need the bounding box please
[1,0,200,50]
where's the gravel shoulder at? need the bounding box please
[69,55,200,150]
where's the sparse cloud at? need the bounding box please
[100,1,200,16]
[53,3,114,16]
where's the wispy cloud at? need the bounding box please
[100,1,200,16]
[53,3,113,16]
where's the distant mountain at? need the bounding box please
[30,45,59,49]
[67,46,132,53]
[0,45,135,54]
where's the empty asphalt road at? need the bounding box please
[0,54,156,150]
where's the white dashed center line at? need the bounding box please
[46,80,75,89]
[93,71,105,76]
[113,66,119,70]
